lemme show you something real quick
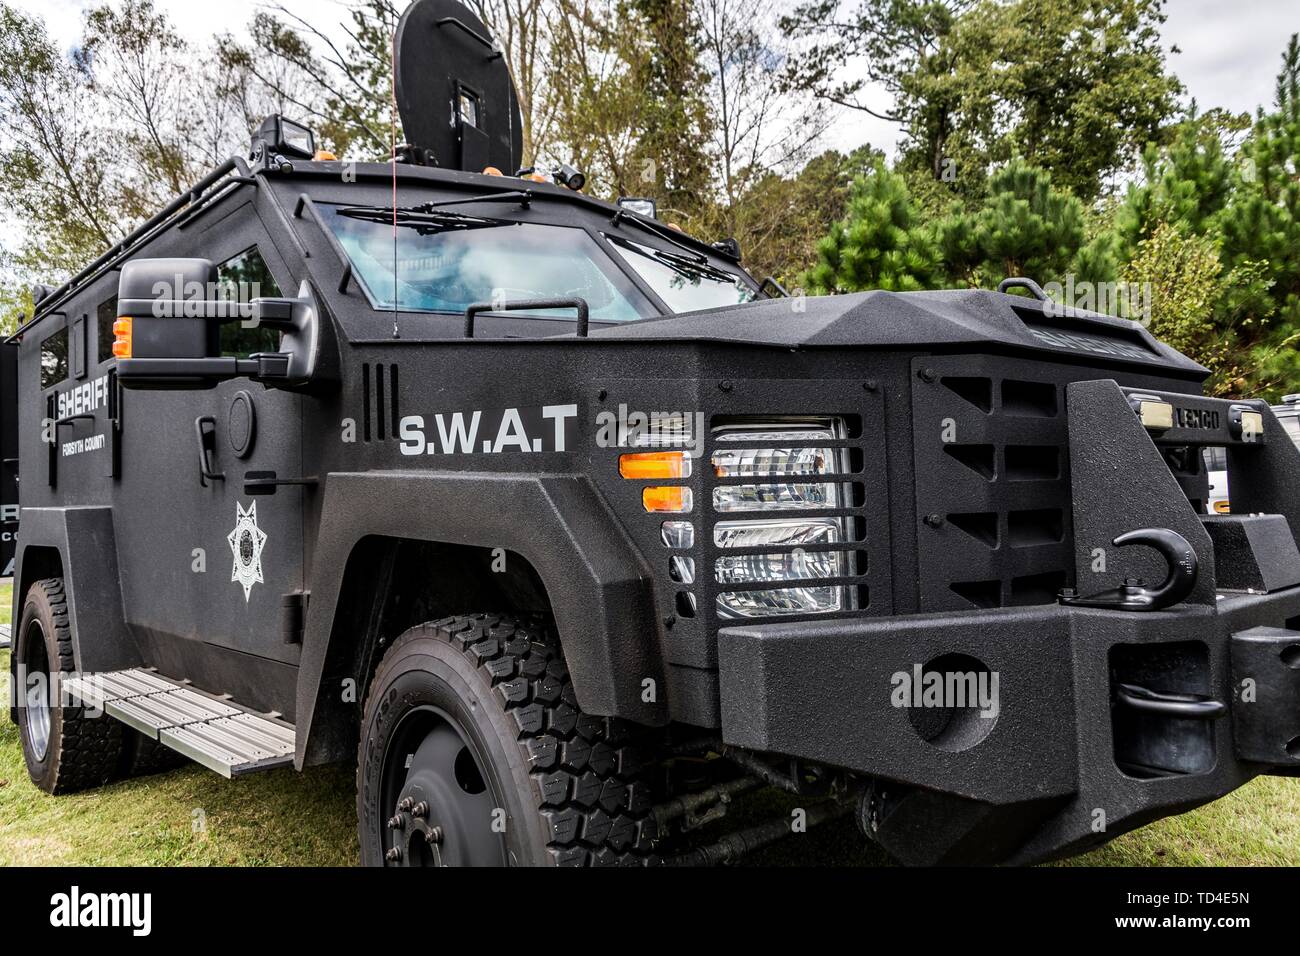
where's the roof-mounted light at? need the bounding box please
[618,197,658,219]
[251,114,316,166]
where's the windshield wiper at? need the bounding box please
[411,190,534,210]
[336,204,517,236]
[637,243,740,286]
[611,208,710,264]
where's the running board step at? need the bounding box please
[63,668,295,778]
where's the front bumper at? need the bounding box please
[715,380,1300,864]
[718,590,1300,865]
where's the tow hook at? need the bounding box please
[1060,528,1199,612]
[1114,682,1227,720]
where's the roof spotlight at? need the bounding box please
[553,163,586,191]
[617,197,658,219]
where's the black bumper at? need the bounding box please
[718,589,1300,864]
[715,381,1300,865]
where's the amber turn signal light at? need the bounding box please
[643,487,693,514]
[112,317,132,359]
[619,451,691,480]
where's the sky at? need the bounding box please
[8,0,1300,159]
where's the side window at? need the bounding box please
[97,296,118,364]
[217,246,284,359]
[40,327,68,390]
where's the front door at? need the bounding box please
[112,223,306,687]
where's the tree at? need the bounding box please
[718,144,881,282]
[473,0,559,163]
[803,161,944,293]
[1122,222,1230,389]
[217,1,397,159]
[0,0,291,332]
[1214,33,1300,398]
[625,0,715,217]
[935,160,1110,288]
[0,3,140,284]
[1113,105,1242,256]
[967,0,1182,200]
[699,0,828,208]
[544,1,653,198]
[782,1,971,183]
[786,0,1183,202]
[686,0,835,268]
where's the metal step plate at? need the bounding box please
[63,668,295,778]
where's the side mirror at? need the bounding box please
[114,257,321,391]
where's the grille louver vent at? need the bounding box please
[914,358,1073,612]
[361,362,400,442]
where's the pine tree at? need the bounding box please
[803,161,943,294]
[935,160,1110,289]
[1216,34,1300,396]
[1113,106,1238,255]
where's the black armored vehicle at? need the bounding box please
[8,0,1300,867]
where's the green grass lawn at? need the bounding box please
[1,610,1297,865]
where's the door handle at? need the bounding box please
[195,416,225,488]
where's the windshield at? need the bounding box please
[321,205,654,323]
[607,235,755,313]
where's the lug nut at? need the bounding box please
[398,797,414,812]
[427,826,444,845]
[412,801,429,819]
[387,815,405,830]
[385,847,402,863]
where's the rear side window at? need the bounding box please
[97,296,118,364]
[217,246,284,359]
[40,327,68,390]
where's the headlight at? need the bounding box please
[712,421,851,619]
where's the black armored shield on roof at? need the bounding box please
[394,0,524,173]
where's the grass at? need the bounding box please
[0,580,358,866]
[1,568,1297,866]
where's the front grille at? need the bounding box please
[911,356,1074,612]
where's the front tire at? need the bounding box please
[14,579,122,794]
[357,614,658,866]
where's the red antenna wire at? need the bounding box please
[390,9,399,339]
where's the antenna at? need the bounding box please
[393,0,524,174]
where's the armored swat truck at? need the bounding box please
[8,0,1300,867]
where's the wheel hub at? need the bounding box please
[380,711,504,867]
[22,621,51,762]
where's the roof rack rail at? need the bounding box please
[6,156,258,344]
